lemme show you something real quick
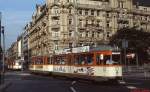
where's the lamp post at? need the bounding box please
[1,26,5,84]
[0,12,5,84]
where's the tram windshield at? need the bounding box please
[112,52,121,64]
[96,54,111,65]
[96,51,121,65]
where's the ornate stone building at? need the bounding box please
[25,0,150,57]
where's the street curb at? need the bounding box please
[123,77,150,80]
[0,82,12,91]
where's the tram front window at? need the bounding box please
[96,55,111,65]
[112,52,121,65]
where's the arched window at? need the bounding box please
[51,6,60,14]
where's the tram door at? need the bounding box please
[96,51,112,77]
[67,54,73,73]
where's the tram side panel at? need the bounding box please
[94,66,122,80]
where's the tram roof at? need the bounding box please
[54,45,120,55]
[90,45,120,52]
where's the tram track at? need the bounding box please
[70,81,77,92]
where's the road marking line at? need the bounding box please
[127,82,141,85]
[118,80,126,84]
[72,81,76,85]
[126,86,137,89]
[70,87,76,92]
[19,73,31,76]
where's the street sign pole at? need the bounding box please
[122,39,128,72]
[0,12,5,84]
[0,12,2,85]
[2,26,5,84]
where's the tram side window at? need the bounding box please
[56,58,60,64]
[54,56,67,65]
[53,57,59,64]
[74,56,78,65]
[104,55,111,65]
[96,55,111,65]
[96,55,101,65]
[60,56,66,65]
[53,57,57,64]
[47,57,52,64]
[74,55,83,65]
[87,54,93,65]
[75,54,93,65]
[35,58,43,65]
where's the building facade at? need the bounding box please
[6,35,24,69]
[25,0,150,57]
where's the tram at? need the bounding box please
[29,45,122,81]
[7,59,23,70]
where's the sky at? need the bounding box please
[0,0,45,49]
[0,0,149,49]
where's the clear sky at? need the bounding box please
[0,0,45,49]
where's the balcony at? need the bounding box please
[78,25,86,30]
[51,24,60,29]
[132,9,150,16]
[50,36,60,41]
[77,3,110,11]
[68,25,75,30]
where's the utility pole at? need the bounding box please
[0,12,5,84]
[1,26,5,84]
[122,39,128,71]
[0,12,2,85]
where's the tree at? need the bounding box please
[109,27,150,64]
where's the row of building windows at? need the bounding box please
[69,19,102,27]
[69,31,106,38]
[78,9,103,16]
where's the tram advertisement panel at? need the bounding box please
[73,66,94,76]
[53,65,68,73]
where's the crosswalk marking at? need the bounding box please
[70,87,76,92]
[118,80,139,90]
[126,86,137,89]
[118,80,126,84]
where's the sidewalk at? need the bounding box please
[0,81,12,91]
[123,71,150,79]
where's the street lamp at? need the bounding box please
[1,26,5,73]
[0,12,5,84]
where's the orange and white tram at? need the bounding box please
[29,46,122,81]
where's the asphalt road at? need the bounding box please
[2,71,150,92]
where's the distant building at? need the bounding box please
[22,27,30,69]
[6,34,24,70]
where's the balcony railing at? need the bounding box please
[132,9,150,15]
[51,24,60,29]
